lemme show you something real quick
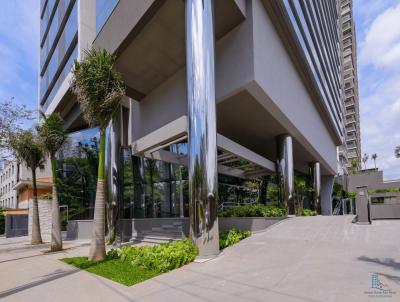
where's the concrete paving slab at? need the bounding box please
[1,216,399,301]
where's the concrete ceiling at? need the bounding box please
[217,90,330,175]
[116,0,246,99]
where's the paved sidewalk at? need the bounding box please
[1,216,400,301]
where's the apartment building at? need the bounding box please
[40,0,345,256]
[339,0,361,170]
[0,159,52,210]
[0,160,18,209]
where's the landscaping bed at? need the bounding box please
[62,229,251,286]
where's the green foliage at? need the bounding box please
[218,203,287,218]
[298,208,317,216]
[0,98,33,152]
[333,183,343,197]
[346,192,357,199]
[117,239,198,273]
[9,130,45,171]
[36,112,68,157]
[61,257,159,286]
[0,208,4,235]
[368,188,400,194]
[219,228,251,249]
[71,48,125,131]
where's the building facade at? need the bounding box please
[40,0,346,256]
[339,0,361,171]
[0,161,18,209]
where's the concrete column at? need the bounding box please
[78,0,96,59]
[320,175,334,215]
[277,135,294,208]
[311,162,321,213]
[186,0,219,257]
[355,186,371,224]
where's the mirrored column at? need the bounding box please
[186,0,219,256]
[277,135,294,208]
[105,105,122,240]
[311,162,321,213]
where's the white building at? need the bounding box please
[0,160,18,209]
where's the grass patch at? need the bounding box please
[61,257,160,286]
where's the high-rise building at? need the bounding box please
[339,0,361,171]
[39,0,347,256]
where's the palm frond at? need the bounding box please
[70,48,125,131]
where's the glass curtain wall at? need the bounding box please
[56,128,100,221]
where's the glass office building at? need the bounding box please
[282,0,344,139]
[40,0,78,112]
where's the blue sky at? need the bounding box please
[0,1,399,180]
[354,0,400,179]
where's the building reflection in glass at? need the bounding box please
[56,132,263,221]
[56,127,100,221]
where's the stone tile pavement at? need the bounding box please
[1,216,400,301]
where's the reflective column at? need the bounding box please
[311,162,321,213]
[277,135,294,208]
[105,105,122,241]
[186,0,219,256]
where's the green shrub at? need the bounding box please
[219,228,251,249]
[298,208,317,216]
[116,238,198,273]
[218,203,287,218]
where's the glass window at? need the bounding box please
[56,128,100,221]
[96,0,119,33]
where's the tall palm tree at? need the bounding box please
[9,130,45,244]
[71,48,125,261]
[362,153,369,170]
[395,146,400,158]
[371,153,378,169]
[37,112,68,252]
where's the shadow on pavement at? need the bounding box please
[358,256,400,271]
[0,269,80,299]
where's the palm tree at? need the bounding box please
[71,48,125,261]
[9,130,45,244]
[362,153,369,170]
[371,153,378,169]
[395,146,400,158]
[37,112,68,252]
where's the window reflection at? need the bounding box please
[56,128,100,221]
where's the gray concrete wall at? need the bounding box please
[371,204,400,220]
[219,217,287,233]
[130,7,254,142]
[250,0,337,175]
[67,217,287,240]
[348,171,400,192]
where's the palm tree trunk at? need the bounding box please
[50,155,62,251]
[88,130,106,261]
[31,168,43,244]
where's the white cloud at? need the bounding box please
[359,4,400,67]
[356,2,400,180]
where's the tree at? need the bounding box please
[0,98,33,157]
[71,48,125,261]
[9,130,45,244]
[395,146,400,158]
[37,112,68,252]
[371,153,378,169]
[362,153,369,170]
